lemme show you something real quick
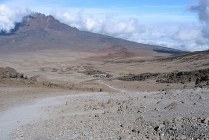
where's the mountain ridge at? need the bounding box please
[0,13,186,55]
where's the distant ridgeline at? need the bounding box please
[0,13,185,55]
[153,48,188,55]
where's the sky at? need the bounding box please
[0,0,209,51]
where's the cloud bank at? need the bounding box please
[0,4,30,33]
[190,0,209,35]
[52,10,208,51]
[189,0,209,50]
[52,11,145,40]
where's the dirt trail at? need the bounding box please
[102,81,127,94]
[0,92,109,140]
[0,95,62,140]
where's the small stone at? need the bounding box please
[159,124,165,129]
[202,117,209,125]
[164,102,177,110]
[175,117,182,123]
[103,110,109,114]
[163,120,170,125]
[93,105,100,110]
[180,101,184,104]
[107,99,113,104]
[154,108,159,111]
[131,129,136,133]
[154,126,159,131]
[180,135,187,140]
[156,101,161,104]
[154,124,164,132]
[160,133,165,139]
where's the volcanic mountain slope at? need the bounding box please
[0,13,184,56]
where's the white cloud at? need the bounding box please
[53,10,207,51]
[189,0,209,49]
[52,10,145,38]
[0,4,30,32]
[174,28,200,41]
[0,3,208,51]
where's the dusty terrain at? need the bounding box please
[0,48,209,140]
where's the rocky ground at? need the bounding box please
[117,68,209,88]
[1,50,209,140]
[1,87,207,140]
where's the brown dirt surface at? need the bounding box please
[0,48,209,140]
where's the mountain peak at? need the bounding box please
[0,13,78,35]
[23,13,59,28]
[22,13,54,29]
[20,13,78,33]
[0,13,184,55]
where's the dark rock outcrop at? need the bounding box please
[0,67,24,79]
